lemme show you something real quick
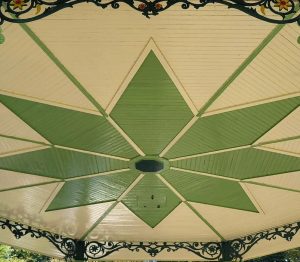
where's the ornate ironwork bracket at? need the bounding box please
[0,0,300,25]
[226,222,300,261]
[1,218,300,261]
[0,219,77,260]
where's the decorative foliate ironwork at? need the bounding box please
[0,219,77,260]
[85,241,222,260]
[1,218,300,261]
[227,221,300,261]
[0,0,300,24]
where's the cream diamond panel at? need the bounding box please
[28,5,274,111]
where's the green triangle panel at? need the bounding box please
[0,94,138,158]
[162,169,257,212]
[47,170,139,211]
[0,147,128,179]
[122,175,181,228]
[165,97,300,159]
[171,148,300,180]
[110,51,193,155]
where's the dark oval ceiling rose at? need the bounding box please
[135,159,164,173]
[130,156,170,174]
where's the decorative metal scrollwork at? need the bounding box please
[0,0,300,24]
[0,219,76,260]
[227,222,300,261]
[1,218,300,261]
[85,241,222,260]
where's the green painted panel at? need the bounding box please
[0,95,138,158]
[172,148,300,180]
[166,97,300,159]
[122,175,181,227]
[47,170,139,211]
[110,51,193,155]
[162,169,257,212]
[0,147,128,179]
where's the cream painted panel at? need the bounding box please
[40,201,114,239]
[261,139,300,155]
[247,171,300,191]
[0,137,46,156]
[88,202,219,242]
[28,6,149,110]
[0,169,56,190]
[0,183,60,224]
[28,4,273,110]
[255,107,300,143]
[0,104,48,143]
[155,9,274,111]
[207,23,300,113]
[0,183,114,239]
[0,228,64,259]
[0,24,97,113]
[191,184,300,239]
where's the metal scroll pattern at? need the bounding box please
[0,219,76,260]
[85,241,222,260]
[1,218,300,261]
[228,222,300,261]
[0,0,299,24]
[0,218,222,260]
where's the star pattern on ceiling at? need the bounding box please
[0,50,299,228]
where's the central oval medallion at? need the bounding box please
[135,159,164,172]
[129,156,170,174]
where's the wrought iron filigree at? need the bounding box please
[1,218,300,261]
[227,222,300,261]
[0,0,299,24]
[0,219,77,260]
[85,241,222,260]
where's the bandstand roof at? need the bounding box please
[0,3,300,260]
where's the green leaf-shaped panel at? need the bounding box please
[110,51,194,155]
[0,147,128,179]
[122,175,181,227]
[171,148,300,180]
[0,94,138,158]
[162,169,257,212]
[47,170,139,210]
[166,97,300,159]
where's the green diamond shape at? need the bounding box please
[0,94,138,158]
[162,169,257,212]
[165,97,300,159]
[47,170,139,211]
[110,51,194,155]
[172,148,300,180]
[0,147,128,179]
[122,175,181,227]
